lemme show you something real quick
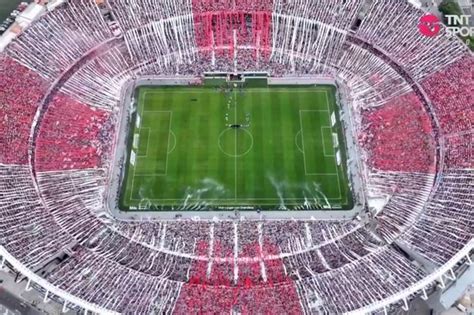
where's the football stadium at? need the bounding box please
[0,0,472,314]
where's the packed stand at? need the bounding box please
[399,169,473,265]
[236,49,259,72]
[37,169,194,281]
[109,219,362,259]
[421,55,474,134]
[6,0,113,80]
[0,165,74,269]
[444,133,473,169]
[108,0,193,31]
[273,0,361,31]
[123,17,197,66]
[191,0,273,56]
[45,245,181,314]
[283,227,382,276]
[360,92,436,173]
[356,0,468,81]
[296,246,427,314]
[337,43,412,107]
[35,93,112,171]
[37,169,108,243]
[37,168,106,214]
[110,0,197,67]
[62,45,135,110]
[271,16,347,74]
[368,171,435,241]
[175,239,302,314]
[0,56,49,164]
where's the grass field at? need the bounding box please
[0,0,23,21]
[119,84,353,211]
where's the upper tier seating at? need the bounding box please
[36,93,113,171]
[0,56,49,164]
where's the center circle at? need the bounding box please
[167,131,177,154]
[218,128,254,157]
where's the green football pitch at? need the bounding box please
[119,85,353,211]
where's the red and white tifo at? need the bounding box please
[0,0,472,314]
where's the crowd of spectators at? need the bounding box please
[45,245,181,314]
[273,0,361,31]
[337,43,412,107]
[108,0,194,31]
[0,165,74,269]
[367,171,435,242]
[0,56,49,164]
[6,0,113,81]
[270,16,346,75]
[400,169,473,265]
[297,246,427,314]
[0,0,471,314]
[4,164,397,313]
[444,133,473,169]
[192,0,272,51]
[360,92,436,173]
[175,239,302,314]
[35,93,112,171]
[62,45,134,111]
[284,227,381,275]
[356,0,468,81]
[123,19,197,68]
[37,169,107,243]
[421,55,474,134]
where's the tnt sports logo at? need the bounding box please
[418,14,441,37]
[419,14,474,37]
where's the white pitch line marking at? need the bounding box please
[298,110,309,175]
[321,127,336,157]
[234,89,238,201]
[323,91,342,200]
